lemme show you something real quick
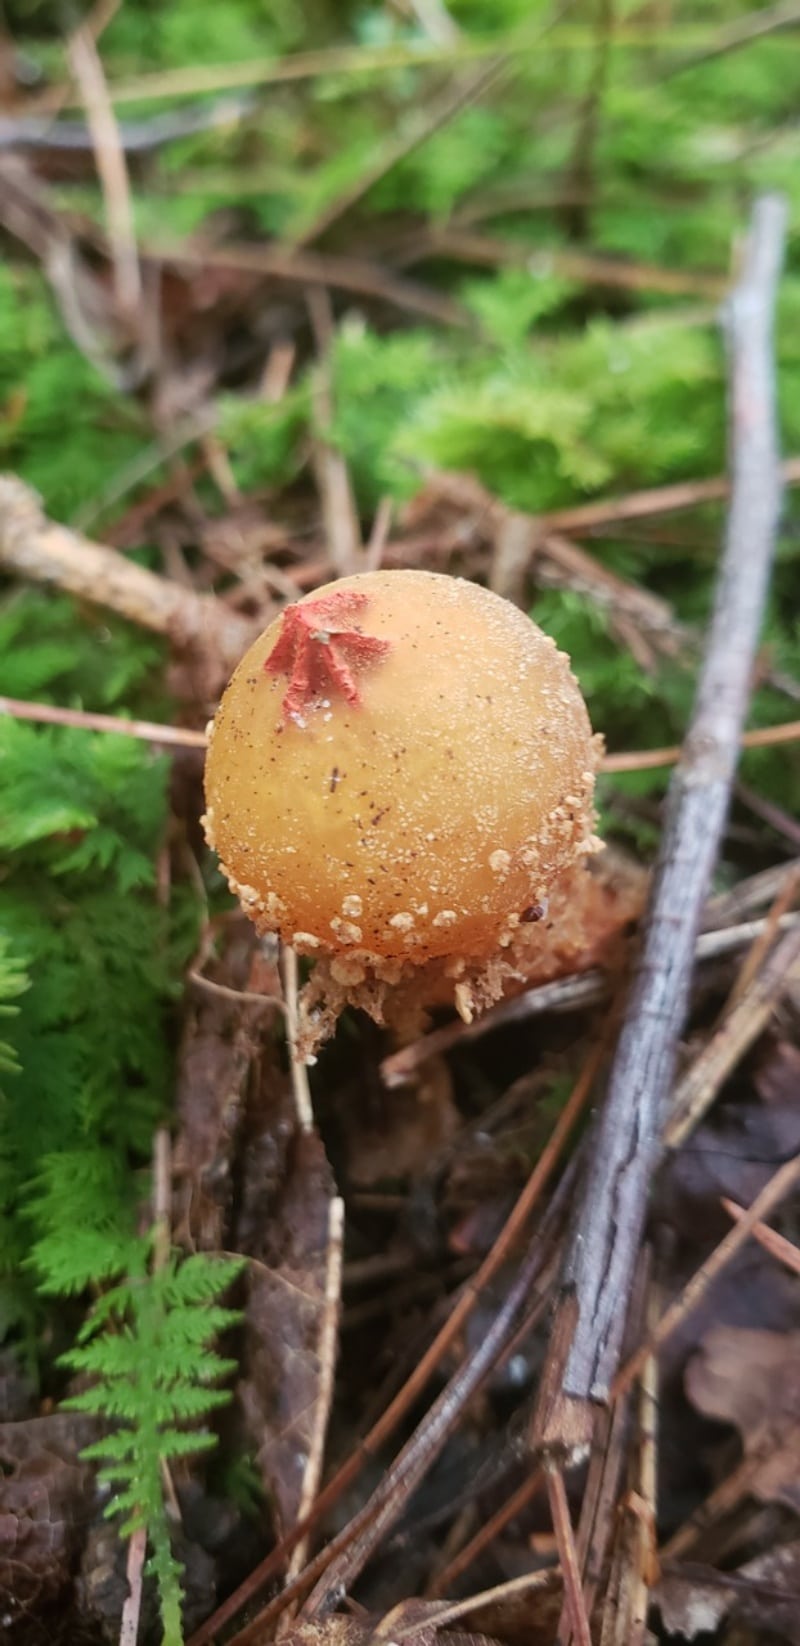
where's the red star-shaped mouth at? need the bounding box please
[265,589,391,723]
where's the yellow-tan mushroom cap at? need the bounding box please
[203,570,598,968]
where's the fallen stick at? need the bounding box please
[0,475,255,672]
[531,192,788,1457]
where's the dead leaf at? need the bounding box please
[343,1057,460,1188]
[272,1617,503,1646]
[656,1543,800,1643]
[237,1129,338,1533]
[685,1326,800,1513]
[173,922,280,1251]
[0,1413,98,1622]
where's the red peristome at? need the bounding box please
[265,589,391,722]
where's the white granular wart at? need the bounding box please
[489,849,511,875]
[341,894,363,919]
[329,917,362,945]
[388,912,414,931]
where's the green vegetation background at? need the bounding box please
[1,1,798,1637]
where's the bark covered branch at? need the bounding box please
[0,475,255,677]
[532,192,788,1452]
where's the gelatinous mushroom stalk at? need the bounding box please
[203,570,605,1050]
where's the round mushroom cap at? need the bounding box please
[203,570,597,965]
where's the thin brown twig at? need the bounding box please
[64,18,796,109]
[380,913,800,1086]
[406,225,727,299]
[720,1197,800,1277]
[395,1565,561,1634]
[726,864,800,1004]
[6,688,800,771]
[298,1257,560,1620]
[664,919,800,1150]
[531,193,788,1450]
[736,776,800,851]
[306,288,363,577]
[429,1466,546,1595]
[614,1149,800,1398]
[0,696,208,749]
[602,719,800,771]
[534,455,800,539]
[547,1468,592,1646]
[704,858,800,930]
[68,26,142,322]
[150,238,469,330]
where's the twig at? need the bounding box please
[306,288,363,577]
[704,858,800,929]
[151,238,469,331]
[736,776,800,851]
[119,1524,148,1646]
[547,1468,593,1646]
[407,226,727,300]
[531,193,787,1450]
[286,1195,345,1581]
[0,696,208,749]
[0,94,257,155]
[614,1149,800,1397]
[0,475,255,670]
[5,688,800,774]
[299,1242,559,1621]
[602,718,800,772]
[721,1197,800,1277]
[532,455,800,540]
[654,0,800,83]
[664,920,800,1150]
[68,26,142,323]
[394,1566,560,1633]
[429,1465,546,1595]
[281,946,314,1132]
[380,913,800,1086]
[724,860,799,1003]
[365,497,394,572]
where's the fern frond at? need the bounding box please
[61,1247,243,1646]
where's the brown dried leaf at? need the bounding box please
[173,923,281,1251]
[685,1326,800,1512]
[273,1618,503,1646]
[343,1057,460,1188]
[0,1413,98,1623]
[656,1543,800,1643]
[237,1130,337,1532]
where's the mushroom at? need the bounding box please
[203,570,602,1043]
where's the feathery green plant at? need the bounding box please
[62,1244,243,1646]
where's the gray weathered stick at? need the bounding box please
[532,192,787,1449]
